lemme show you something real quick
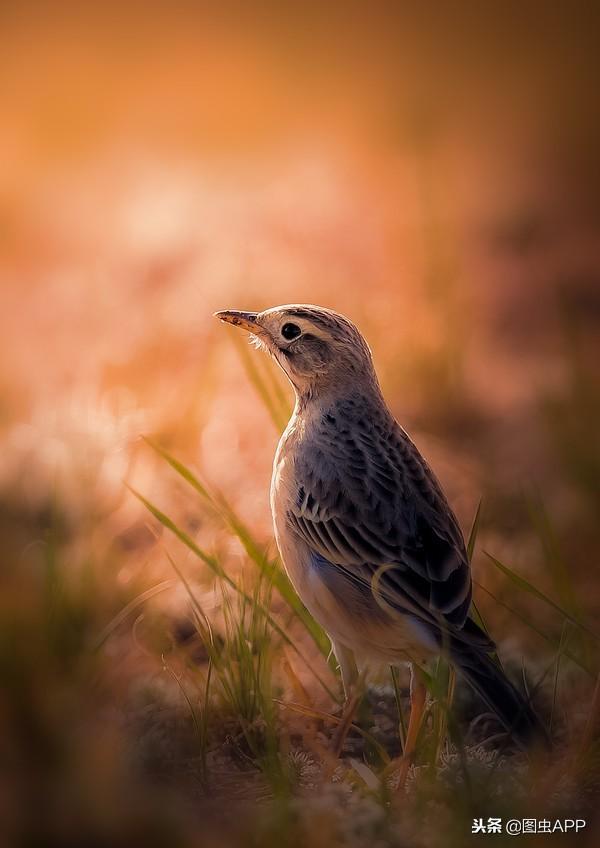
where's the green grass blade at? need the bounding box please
[215,497,331,658]
[129,486,338,701]
[128,485,227,576]
[93,579,178,650]
[526,492,580,615]
[466,498,482,563]
[230,332,289,431]
[165,551,215,647]
[470,600,491,637]
[484,551,599,642]
[255,343,292,419]
[141,440,332,660]
[467,499,494,646]
[162,655,203,750]
[390,666,407,753]
[143,437,212,502]
[475,581,596,677]
[550,620,570,735]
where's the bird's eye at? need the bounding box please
[281,322,301,341]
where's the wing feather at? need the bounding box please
[288,411,476,638]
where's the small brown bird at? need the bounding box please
[215,304,544,769]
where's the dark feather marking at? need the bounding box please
[290,410,474,638]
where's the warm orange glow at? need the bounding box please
[1,4,599,844]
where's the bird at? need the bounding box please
[215,303,545,773]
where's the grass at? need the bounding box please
[118,347,600,842]
[2,342,599,848]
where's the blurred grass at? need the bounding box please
[1,323,599,845]
[129,356,600,838]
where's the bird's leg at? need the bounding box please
[390,663,428,789]
[331,642,362,757]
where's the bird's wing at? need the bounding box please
[288,415,479,639]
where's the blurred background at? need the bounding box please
[1,3,599,846]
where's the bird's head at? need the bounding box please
[214,304,379,402]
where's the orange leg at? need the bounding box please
[331,686,363,758]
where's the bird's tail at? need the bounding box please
[449,640,549,749]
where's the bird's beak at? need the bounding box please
[214,310,260,332]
